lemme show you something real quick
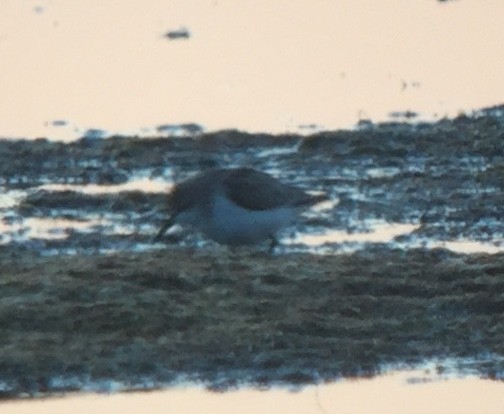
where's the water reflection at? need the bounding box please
[1,368,502,414]
[39,178,172,195]
[1,1,504,140]
[293,222,420,247]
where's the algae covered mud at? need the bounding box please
[1,107,504,397]
[1,248,504,398]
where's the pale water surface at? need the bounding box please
[2,369,504,414]
[1,0,504,140]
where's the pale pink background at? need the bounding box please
[2,370,504,414]
[1,0,504,140]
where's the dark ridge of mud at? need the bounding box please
[18,190,166,216]
[0,131,301,187]
[0,247,503,398]
[1,108,503,188]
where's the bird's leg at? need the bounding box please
[153,217,175,242]
[268,236,278,254]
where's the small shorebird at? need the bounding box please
[154,167,327,249]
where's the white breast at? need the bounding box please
[188,195,297,245]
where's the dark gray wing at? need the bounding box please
[223,168,325,211]
[168,169,229,213]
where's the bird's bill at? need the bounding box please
[154,217,175,242]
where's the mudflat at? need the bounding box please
[1,107,504,397]
[1,247,503,397]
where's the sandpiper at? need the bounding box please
[154,167,327,249]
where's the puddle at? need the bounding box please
[0,217,109,244]
[0,188,25,209]
[39,178,171,195]
[365,167,401,179]
[429,239,504,255]
[290,222,420,247]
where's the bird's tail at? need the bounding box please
[299,192,329,207]
[311,193,329,204]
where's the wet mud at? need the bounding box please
[0,248,503,397]
[2,107,504,253]
[1,106,504,397]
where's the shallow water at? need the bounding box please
[1,1,504,139]
[2,368,503,414]
[1,112,504,256]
